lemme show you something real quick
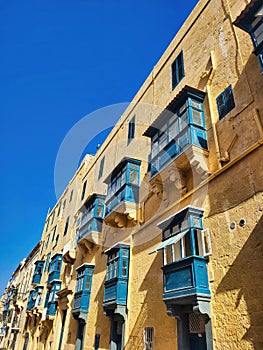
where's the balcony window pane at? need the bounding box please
[165,245,173,264]
[122,250,129,258]
[86,277,91,290]
[173,242,181,261]
[178,103,187,114]
[194,230,200,255]
[159,130,167,150]
[106,266,110,280]
[179,131,189,148]
[151,136,159,158]
[168,120,178,141]
[191,100,201,109]
[192,109,203,126]
[172,225,179,234]
[163,228,170,239]
[122,260,128,276]
[184,232,192,257]
[129,170,139,184]
[179,112,188,131]
[253,22,263,44]
[114,261,118,278]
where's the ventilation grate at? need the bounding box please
[189,313,206,334]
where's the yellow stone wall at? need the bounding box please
[1,0,263,349]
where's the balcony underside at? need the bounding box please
[151,144,209,182]
[162,256,211,317]
[62,249,76,264]
[104,201,138,227]
[78,230,102,248]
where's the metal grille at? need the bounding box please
[144,327,154,350]
[189,313,206,334]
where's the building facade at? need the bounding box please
[1,0,263,349]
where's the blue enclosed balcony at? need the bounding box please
[150,206,212,315]
[104,158,141,227]
[72,264,95,321]
[32,260,44,285]
[44,281,61,318]
[234,2,263,70]
[162,256,210,301]
[103,243,130,316]
[143,86,209,179]
[47,253,62,285]
[26,286,44,311]
[77,194,105,247]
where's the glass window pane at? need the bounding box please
[191,100,201,109]
[179,111,188,131]
[169,120,178,140]
[192,110,203,126]
[163,229,170,239]
[86,277,91,290]
[122,260,128,276]
[179,131,189,148]
[253,22,263,44]
[159,130,167,150]
[173,242,181,261]
[166,246,173,264]
[151,138,158,158]
[178,103,187,115]
[96,206,103,217]
[129,170,139,184]
[172,225,179,234]
[122,250,129,257]
[184,232,192,257]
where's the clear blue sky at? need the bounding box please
[0,0,199,295]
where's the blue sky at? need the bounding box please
[0,0,199,294]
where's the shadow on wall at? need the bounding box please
[216,214,263,350]
[124,240,176,349]
[93,253,111,350]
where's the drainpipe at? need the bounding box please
[206,50,222,169]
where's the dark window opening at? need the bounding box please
[216,85,235,119]
[172,51,185,89]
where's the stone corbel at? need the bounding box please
[150,178,163,198]
[114,214,126,228]
[168,168,188,194]
[187,146,209,177]
[193,300,211,318]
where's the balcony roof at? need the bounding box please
[157,205,204,231]
[80,193,106,212]
[76,263,95,272]
[104,157,141,184]
[234,0,263,32]
[143,85,206,138]
[104,242,130,254]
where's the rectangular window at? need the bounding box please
[122,260,128,277]
[144,327,154,350]
[128,115,136,141]
[54,235,59,247]
[171,51,184,89]
[98,156,105,180]
[45,234,50,248]
[94,334,100,350]
[57,202,61,217]
[45,219,49,232]
[86,276,91,290]
[216,85,235,119]
[52,226,57,242]
[81,180,87,200]
[51,211,55,225]
[44,253,51,272]
[69,190,74,203]
[63,217,69,236]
